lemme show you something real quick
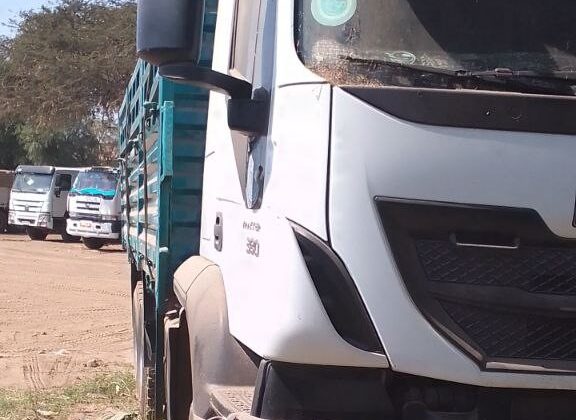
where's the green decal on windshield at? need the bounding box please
[311,0,357,27]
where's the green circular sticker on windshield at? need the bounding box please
[311,0,357,27]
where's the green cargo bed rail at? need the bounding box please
[118,2,217,414]
[118,2,217,290]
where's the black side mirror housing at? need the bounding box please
[54,186,62,198]
[136,0,269,137]
[159,64,269,137]
[137,0,205,66]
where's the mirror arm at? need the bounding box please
[159,62,253,99]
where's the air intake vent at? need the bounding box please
[440,301,576,361]
[417,239,576,295]
[292,222,383,354]
[376,198,576,371]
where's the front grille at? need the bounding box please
[76,200,101,213]
[376,198,576,371]
[417,239,576,295]
[13,199,42,213]
[441,301,576,361]
[71,212,102,221]
[71,199,101,217]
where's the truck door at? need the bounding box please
[53,173,73,218]
[228,0,265,208]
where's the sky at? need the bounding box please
[0,0,48,37]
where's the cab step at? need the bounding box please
[210,386,254,417]
[226,415,263,420]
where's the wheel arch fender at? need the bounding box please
[173,256,259,418]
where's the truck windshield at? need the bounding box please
[295,0,576,95]
[12,173,53,193]
[72,171,118,198]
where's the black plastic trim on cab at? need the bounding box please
[251,360,576,420]
[342,86,576,135]
[291,222,384,354]
[252,361,394,420]
[375,197,576,373]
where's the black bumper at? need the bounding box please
[252,362,576,420]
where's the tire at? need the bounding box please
[140,366,156,420]
[60,231,81,243]
[132,281,156,420]
[0,210,7,233]
[83,237,105,250]
[27,228,48,241]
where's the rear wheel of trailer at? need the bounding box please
[26,227,48,241]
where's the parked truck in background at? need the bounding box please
[9,165,82,242]
[0,170,15,233]
[67,166,121,250]
[124,1,576,419]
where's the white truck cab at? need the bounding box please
[67,166,121,250]
[9,165,82,241]
[0,170,14,233]
[131,1,576,419]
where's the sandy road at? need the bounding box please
[0,234,132,390]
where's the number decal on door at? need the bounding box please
[246,237,260,257]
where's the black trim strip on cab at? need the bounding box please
[291,221,384,354]
[342,86,576,135]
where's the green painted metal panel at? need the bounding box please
[118,3,218,410]
[119,1,217,292]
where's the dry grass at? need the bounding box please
[0,370,137,420]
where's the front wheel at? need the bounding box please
[61,231,81,243]
[132,281,156,419]
[27,228,48,241]
[83,237,106,250]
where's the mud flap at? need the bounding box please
[164,310,192,420]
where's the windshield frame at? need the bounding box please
[71,170,119,199]
[294,0,576,95]
[12,173,54,194]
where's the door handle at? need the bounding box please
[214,212,223,252]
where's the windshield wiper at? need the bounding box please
[341,55,463,77]
[457,68,576,95]
[461,68,576,82]
[342,56,576,81]
[340,56,576,94]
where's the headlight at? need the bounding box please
[8,211,15,224]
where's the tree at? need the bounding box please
[18,122,101,166]
[0,122,28,169]
[0,0,136,127]
[0,0,137,166]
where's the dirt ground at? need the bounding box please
[0,233,132,391]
